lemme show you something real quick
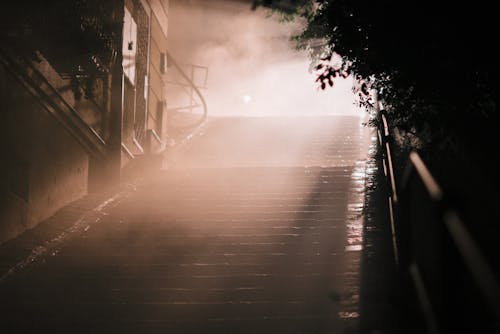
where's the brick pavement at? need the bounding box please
[0,116,371,333]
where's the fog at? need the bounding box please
[167,0,364,118]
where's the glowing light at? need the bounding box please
[243,95,252,104]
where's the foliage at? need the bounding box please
[1,0,123,99]
[253,0,496,151]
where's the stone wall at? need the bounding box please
[0,63,89,244]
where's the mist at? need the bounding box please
[167,0,364,117]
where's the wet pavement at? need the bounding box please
[0,116,371,333]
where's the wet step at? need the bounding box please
[0,116,368,334]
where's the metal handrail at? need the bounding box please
[0,48,107,159]
[405,152,442,201]
[165,51,208,131]
[377,109,500,332]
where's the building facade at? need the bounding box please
[0,0,171,243]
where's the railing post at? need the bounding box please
[378,110,401,269]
